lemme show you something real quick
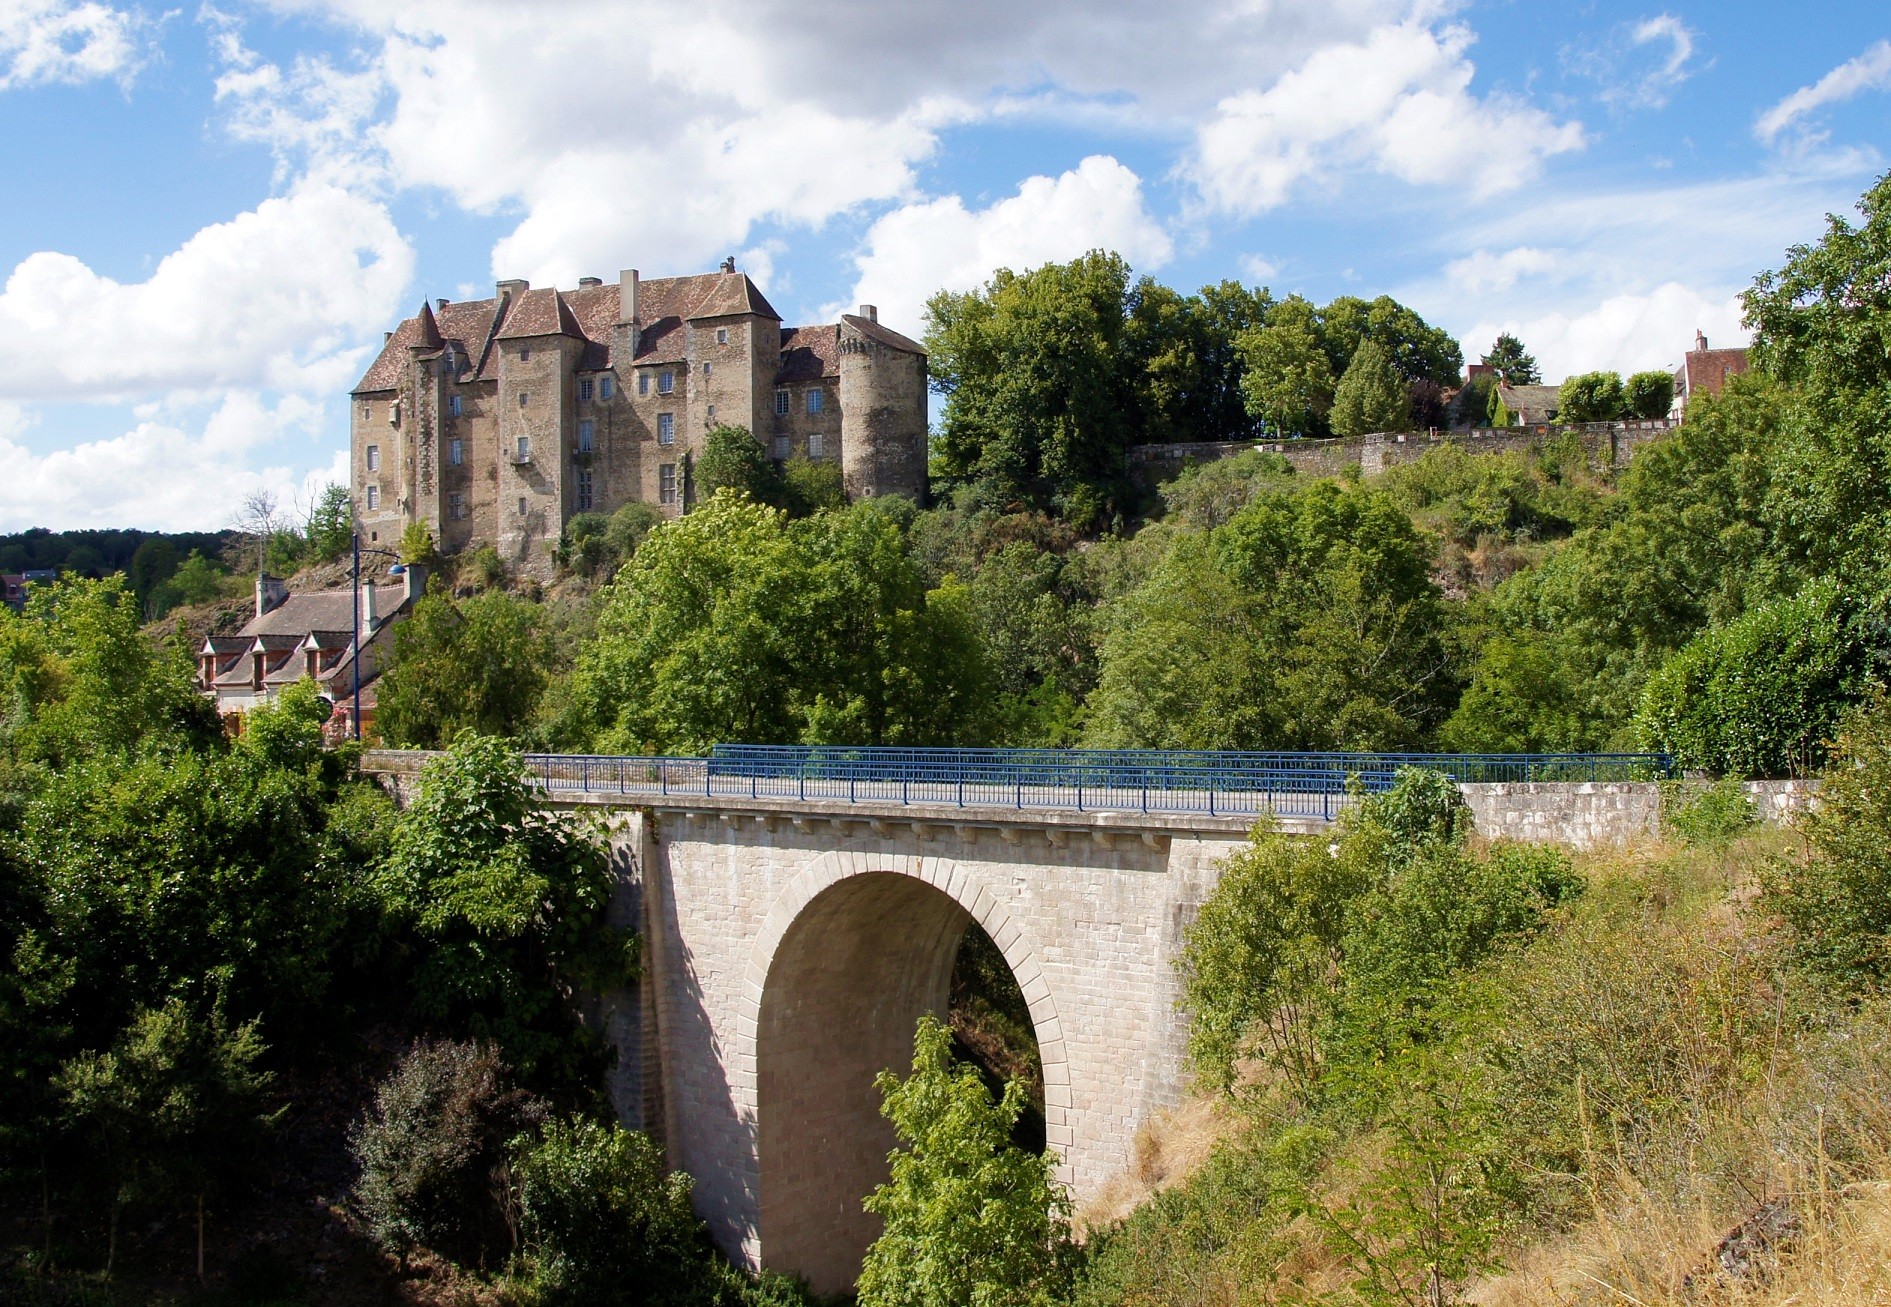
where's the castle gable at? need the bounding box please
[777,324,840,382]
[495,287,585,341]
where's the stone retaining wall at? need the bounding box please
[1463,779,1819,850]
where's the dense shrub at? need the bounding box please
[349,1040,545,1268]
[514,1118,741,1307]
[1635,579,1877,776]
[1663,778,1758,845]
[1764,695,1891,988]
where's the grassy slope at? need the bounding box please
[1080,828,1891,1306]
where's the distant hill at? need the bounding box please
[0,526,232,577]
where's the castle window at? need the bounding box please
[576,466,593,511]
[366,485,380,510]
[659,463,677,504]
[707,405,716,419]
[638,373,649,396]
[448,395,462,418]
[716,328,729,345]
[449,492,464,520]
[518,391,529,407]
[657,413,675,445]
[806,389,824,415]
[366,444,380,471]
[703,362,712,377]
[775,389,789,416]
[772,435,789,460]
[449,438,463,465]
[580,379,594,402]
[517,435,531,462]
[360,401,371,422]
[659,370,674,395]
[808,433,825,459]
[578,420,594,453]
[520,348,531,362]
[601,376,614,399]
[518,497,528,516]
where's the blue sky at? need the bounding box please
[0,0,1885,531]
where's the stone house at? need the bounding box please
[199,569,423,737]
[350,260,929,569]
[1495,383,1563,425]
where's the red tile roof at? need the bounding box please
[777,324,840,382]
[354,272,876,393]
[842,313,924,356]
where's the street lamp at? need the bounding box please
[351,529,403,741]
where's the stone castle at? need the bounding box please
[350,260,928,563]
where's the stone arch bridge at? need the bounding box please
[364,747,1678,1295]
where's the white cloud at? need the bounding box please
[1188,21,1583,216]
[0,0,147,90]
[0,181,413,403]
[1239,254,1280,284]
[838,155,1173,338]
[1446,246,1561,295]
[0,392,338,532]
[1756,40,1891,148]
[1462,283,1745,381]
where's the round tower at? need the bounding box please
[837,306,928,503]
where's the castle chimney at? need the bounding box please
[1695,329,1708,352]
[255,574,288,620]
[578,276,602,288]
[359,579,378,635]
[435,297,450,312]
[403,562,428,608]
[383,331,393,343]
[618,269,640,323]
[720,255,736,273]
[859,304,879,323]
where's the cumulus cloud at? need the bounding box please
[1446,247,1561,295]
[1461,283,1745,381]
[0,0,148,90]
[0,392,341,532]
[1188,21,1583,216]
[1756,40,1891,148]
[0,182,412,403]
[838,155,1173,338]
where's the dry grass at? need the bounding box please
[1077,1094,1232,1233]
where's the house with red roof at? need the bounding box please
[1671,330,1750,419]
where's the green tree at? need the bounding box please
[858,1015,1075,1307]
[1556,372,1627,423]
[1123,277,1271,445]
[781,455,848,516]
[697,424,791,509]
[56,999,274,1277]
[555,512,615,578]
[306,484,354,562]
[1237,302,1335,437]
[378,591,555,747]
[1480,334,1540,386]
[155,550,229,611]
[128,538,178,617]
[1319,295,1464,387]
[1330,338,1412,437]
[1623,370,1675,420]
[375,733,619,1087]
[926,251,1137,527]
[399,521,439,568]
[606,501,665,560]
[1441,637,1603,753]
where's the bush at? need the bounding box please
[1636,579,1874,776]
[349,1040,545,1268]
[1557,371,1626,423]
[399,521,439,568]
[607,501,665,561]
[514,1118,734,1306]
[1329,338,1410,437]
[1662,778,1757,845]
[1624,370,1675,419]
[781,455,847,516]
[1764,695,1891,988]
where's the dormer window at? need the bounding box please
[580,379,594,401]
[659,370,674,394]
[520,348,531,362]
[806,390,824,415]
[601,376,615,399]
[716,328,729,345]
[638,373,650,396]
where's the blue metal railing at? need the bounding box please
[520,747,1670,822]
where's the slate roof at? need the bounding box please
[239,591,358,638]
[354,271,806,393]
[1497,384,1562,424]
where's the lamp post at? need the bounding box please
[351,530,403,741]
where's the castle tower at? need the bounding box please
[837,306,928,502]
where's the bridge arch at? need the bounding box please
[736,850,1071,1295]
